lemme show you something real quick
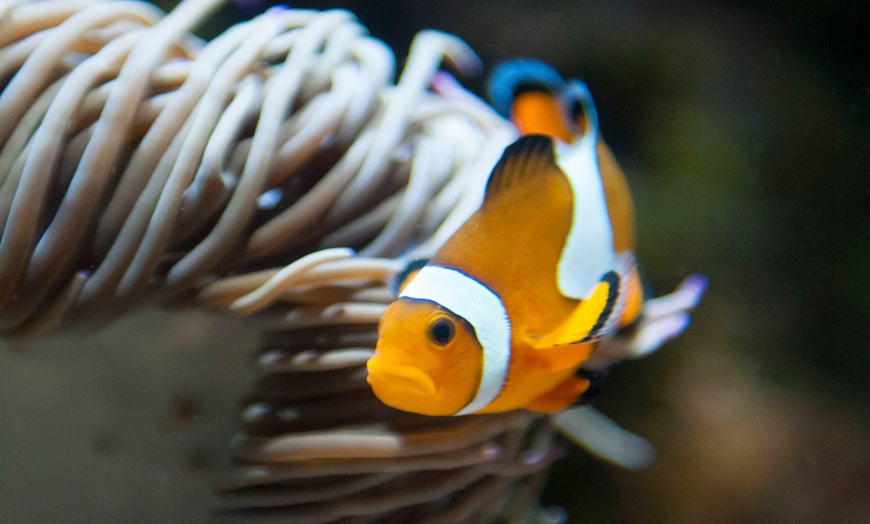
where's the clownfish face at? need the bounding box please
[367,299,482,416]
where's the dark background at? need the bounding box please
[1,1,866,522]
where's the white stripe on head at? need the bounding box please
[398,265,511,415]
[554,136,616,299]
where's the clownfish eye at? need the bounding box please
[427,317,456,347]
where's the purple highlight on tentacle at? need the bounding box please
[682,273,710,298]
[520,448,547,465]
[492,444,565,477]
[264,4,290,15]
[521,442,566,466]
[478,442,502,460]
[430,71,489,107]
[429,70,458,93]
[429,70,470,99]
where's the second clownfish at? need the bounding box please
[367,61,645,416]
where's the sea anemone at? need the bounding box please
[0,0,699,521]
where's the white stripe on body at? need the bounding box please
[554,135,616,300]
[399,265,511,415]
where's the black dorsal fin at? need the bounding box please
[392,258,428,295]
[484,134,560,202]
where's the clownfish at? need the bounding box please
[366,61,646,417]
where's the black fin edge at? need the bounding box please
[392,258,429,296]
[578,271,621,343]
[484,134,558,201]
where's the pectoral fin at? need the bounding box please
[526,375,589,413]
[536,271,621,348]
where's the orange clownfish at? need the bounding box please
[367,61,645,417]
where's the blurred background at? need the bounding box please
[298,2,868,522]
[1,0,867,522]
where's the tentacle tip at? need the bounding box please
[417,29,482,76]
[538,506,569,524]
[619,440,656,470]
[454,53,484,77]
[521,448,547,465]
[479,442,502,460]
[264,4,289,15]
[256,350,282,367]
[257,188,284,210]
[337,247,357,258]
[682,273,710,297]
[241,402,272,423]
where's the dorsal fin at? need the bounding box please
[484,134,561,202]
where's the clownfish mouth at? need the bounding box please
[366,357,437,396]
